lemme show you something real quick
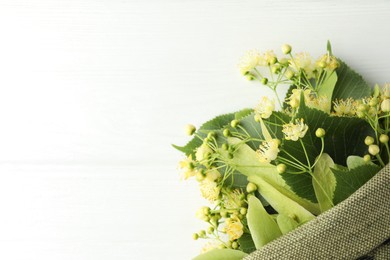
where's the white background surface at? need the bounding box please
[0,1,390,259]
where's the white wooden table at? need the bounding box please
[0,1,389,259]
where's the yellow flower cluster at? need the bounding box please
[282,119,309,141]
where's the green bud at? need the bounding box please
[269,57,277,65]
[192,233,199,240]
[261,78,268,85]
[239,207,247,215]
[368,144,380,156]
[199,230,206,237]
[207,132,216,139]
[231,241,239,249]
[246,182,257,193]
[364,136,375,146]
[185,124,196,136]
[380,134,389,143]
[246,74,255,81]
[281,44,292,55]
[222,143,229,150]
[363,154,371,162]
[231,119,239,128]
[223,128,231,137]
[315,128,326,138]
[221,210,228,218]
[202,207,211,215]
[276,163,286,173]
[207,226,214,234]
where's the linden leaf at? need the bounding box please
[331,60,371,101]
[192,249,247,260]
[331,164,381,205]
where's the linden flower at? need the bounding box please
[199,179,221,202]
[196,143,213,164]
[307,96,330,112]
[256,139,280,163]
[224,215,244,240]
[316,54,339,71]
[288,89,312,108]
[223,189,244,209]
[263,50,277,65]
[283,119,309,141]
[333,98,356,116]
[178,155,197,180]
[254,97,275,120]
[289,52,315,79]
[238,50,262,75]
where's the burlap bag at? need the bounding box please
[245,164,390,260]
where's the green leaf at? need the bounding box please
[331,60,371,101]
[192,249,247,260]
[276,214,299,235]
[312,153,336,212]
[235,108,253,120]
[238,233,256,254]
[331,164,381,205]
[247,196,282,249]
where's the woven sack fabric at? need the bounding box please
[245,164,390,260]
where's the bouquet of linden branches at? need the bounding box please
[174,42,390,260]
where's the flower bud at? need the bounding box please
[231,241,239,249]
[199,230,206,237]
[364,136,375,146]
[281,44,292,55]
[239,207,247,215]
[192,233,199,240]
[276,163,286,173]
[269,57,278,65]
[185,124,196,136]
[363,154,371,162]
[231,120,239,128]
[315,128,326,138]
[207,226,214,234]
[380,134,389,143]
[368,144,380,156]
[381,99,390,112]
[222,143,229,150]
[207,132,216,139]
[223,129,231,137]
[261,78,268,85]
[246,182,257,193]
[285,69,294,79]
